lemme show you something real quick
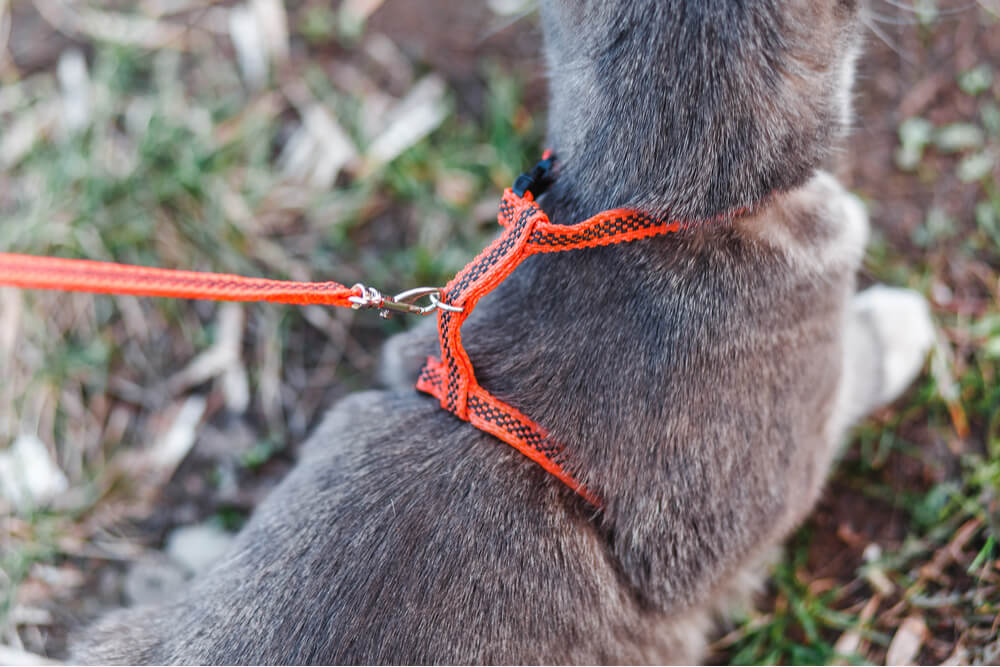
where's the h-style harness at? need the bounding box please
[414,155,704,507]
[0,155,735,509]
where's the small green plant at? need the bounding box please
[724,531,866,666]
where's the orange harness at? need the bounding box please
[416,155,699,507]
[0,155,733,509]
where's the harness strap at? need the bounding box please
[416,156,715,508]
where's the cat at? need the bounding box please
[73,0,935,662]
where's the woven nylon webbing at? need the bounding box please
[0,253,361,307]
[416,158,719,508]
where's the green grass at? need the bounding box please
[724,532,876,665]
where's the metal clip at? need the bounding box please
[349,284,462,319]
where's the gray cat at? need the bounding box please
[73,0,935,663]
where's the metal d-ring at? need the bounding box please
[428,292,462,313]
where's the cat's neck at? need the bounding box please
[536,0,860,224]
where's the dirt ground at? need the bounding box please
[1,0,999,664]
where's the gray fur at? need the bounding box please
[72,1,933,663]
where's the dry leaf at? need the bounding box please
[302,104,359,188]
[1,109,44,167]
[339,0,385,35]
[35,0,190,50]
[366,75,448,166]
[886,615,927,666]
[229,4,268,89]
[56,48,90,134]
[278,100,358,188]
[148,395,206,472]
[0,287,21,363]
[0,434,69,511]
[833,595,880,661]
[251,0,288,63]
[940,639,969,666]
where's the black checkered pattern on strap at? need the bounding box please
[446,203,539,299]
[527,212,661,247]
[467,395,566,463]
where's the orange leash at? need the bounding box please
[0,155,751,509]
[0,253,362,307]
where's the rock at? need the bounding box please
[124,555,189,606]
[165,522,235,575]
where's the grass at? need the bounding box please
[1,0,999,662]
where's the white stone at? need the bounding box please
[166,522,235,574]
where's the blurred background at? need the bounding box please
[0,0,997,663]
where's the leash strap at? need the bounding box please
[417,156,703,508]
[0,253,362,307]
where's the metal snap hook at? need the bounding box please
[348,284,462,318]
